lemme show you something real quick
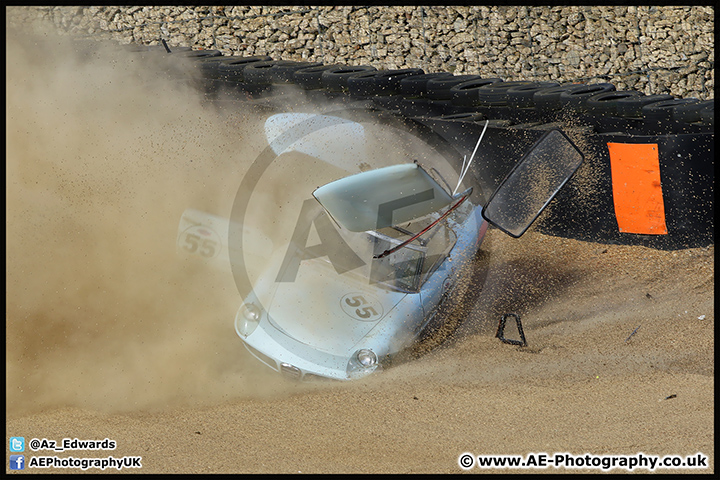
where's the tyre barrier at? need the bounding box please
[557,82,617,113]
[293,64,341,90]
[151,47,713,249]
[641,98,710,134]
[399,72,455,98]
[503,81,562,123]
[532,83,604,120]
[243,60,324,86]
[426,75,486,101]
[448,78,503,106]
[476,80,540,106]
[208,55,272,80]
[196,55,273,95]
[505,81,560,108]
[197,55,256,78]
[346,69,427,98]
[320,65,378,92]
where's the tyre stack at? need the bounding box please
[145,46,714,250]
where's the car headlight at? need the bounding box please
[356,348,378,368]
[346,348,380,378]
[235,302,261,337]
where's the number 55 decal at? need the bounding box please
[340,293,384,322]
[178,225,221,259]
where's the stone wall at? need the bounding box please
[7,5,714,99]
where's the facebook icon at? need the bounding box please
[10,455,25,470]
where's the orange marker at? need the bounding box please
[607,142,668,235]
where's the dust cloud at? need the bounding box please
[5,20,455,417]
[5,24,296,416]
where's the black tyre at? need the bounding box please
[672,98,714,124]
[642,97,701,123]
[448,78,503,106]
[347,68,425,97]
[214,56,274,82]
[242,60,279,86]
[474,80,539,106]
[293,64,339,90]
[349,68,426,97]
[583,90,643,116]
[320,65,378,92]
[270,60,323,84]
[557,82,616,112]
[347,70,385,97]
[533,83,604,115]
[198,55,272,78]
[398,72,454,97]
[373,68,425,94]
[504,81,560,108]
[641,98,703,133]
[243,60,321,85]
[613,93,674,118]
[425,75,484,100]
[698,100,714,125]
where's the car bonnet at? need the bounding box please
[264,258,409,356]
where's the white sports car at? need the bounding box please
[178,112,583,381]
[234,162,487,380]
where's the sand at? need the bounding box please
[6,24,713,474]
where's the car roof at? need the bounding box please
[312,163,453,232]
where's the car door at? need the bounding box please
[417,222,457,331]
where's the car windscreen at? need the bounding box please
[313,163,454,233]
